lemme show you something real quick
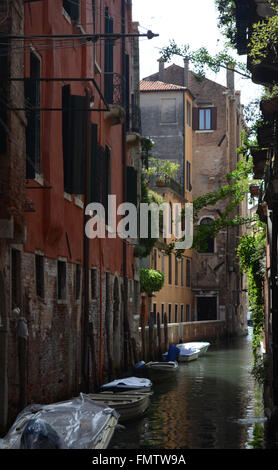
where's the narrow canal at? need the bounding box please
[109,328,272,449]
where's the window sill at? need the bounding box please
[74,196,84,209]
[64,192,72,202]
[195,130,214,133]
[35,173,44,186]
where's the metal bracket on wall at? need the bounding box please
[0,77,110,112]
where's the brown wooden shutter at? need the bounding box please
[192,107,199,130]
[211,107,217,130]
[70,94,86,194]
[90,123,98,203]
[62,85,72,192]
[62,90,86,194]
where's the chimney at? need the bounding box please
[183,57,189,88]
[226,63,235,93]
[158,57,165,82]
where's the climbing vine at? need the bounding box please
[237,225,267,383]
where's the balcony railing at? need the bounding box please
[103,72,126,108]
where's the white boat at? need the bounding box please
[88,392,150,422]
[0,393,118,449]
[100,376,152,393]
[176,342,210,357]
[144,361,178,371]
[178,348,200,362]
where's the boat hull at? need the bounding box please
[145,361,178,371]
[88,393,150,423]
[178,350,199,362]
[177,342,210,356]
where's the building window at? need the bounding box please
[168,254,172,285]
[186,304,191,322]
[63,0,80,20]
[199,217,215,253]
[91,268,97,300]
[153,248,157,270]
[186,259,191,288]
[175,304,178,323]
[168,304,172,323]
[193,107,217,131]
[25,50,42,178]
[175,257,179,286]
[161,253,165,274]
[186,101,191,127]
[181,258,184,287]
[181,304,184,322]
[35,254,44,298]
[58,260,67,301]
[186,161,192,191]
[75,264,81,300]
[11,249,21,309]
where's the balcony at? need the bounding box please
[104,73,126,126]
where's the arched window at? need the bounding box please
[199,217,215,253]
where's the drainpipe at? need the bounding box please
[81,88,92,392]
[18,315,28,410]
[122,0,129,370]
[98,237,103,385]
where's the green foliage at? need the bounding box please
[249,3,278,65]
[214,0,237,47]
[134,175,158,259]
[237,225,267,383]
[140,268,165,294]
[143,157,180,184]
[159,40,250,79]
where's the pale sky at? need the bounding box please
[132,0,262,106]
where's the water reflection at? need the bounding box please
[110,329,269,449]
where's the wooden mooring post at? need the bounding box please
[140,313,146,362]
[164,312,168,352]
[148,311,154,361]
[157,313,162,360]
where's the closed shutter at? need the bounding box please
[90,123,98,203]
[62,85,72,192]
[62,89,86,194]
[126,166,138,206]
[125,54,130,130]
[192,107,199,130]
[70,94,86,194]
[25,78,36,179]
[211,107,217,130]
[104,8,114,104]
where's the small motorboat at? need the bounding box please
[177,347,200,362]
[176,342,210,357]
[100,376,152,393]
[88,392,150,422]
[0,393,118,449]
[144,361,178,371]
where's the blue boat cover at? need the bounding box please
[167,344,180,361]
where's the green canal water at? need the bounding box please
[109,328,272,450]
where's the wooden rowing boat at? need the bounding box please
[88,393,150,422]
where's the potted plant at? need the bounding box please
[143,157,180,187]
